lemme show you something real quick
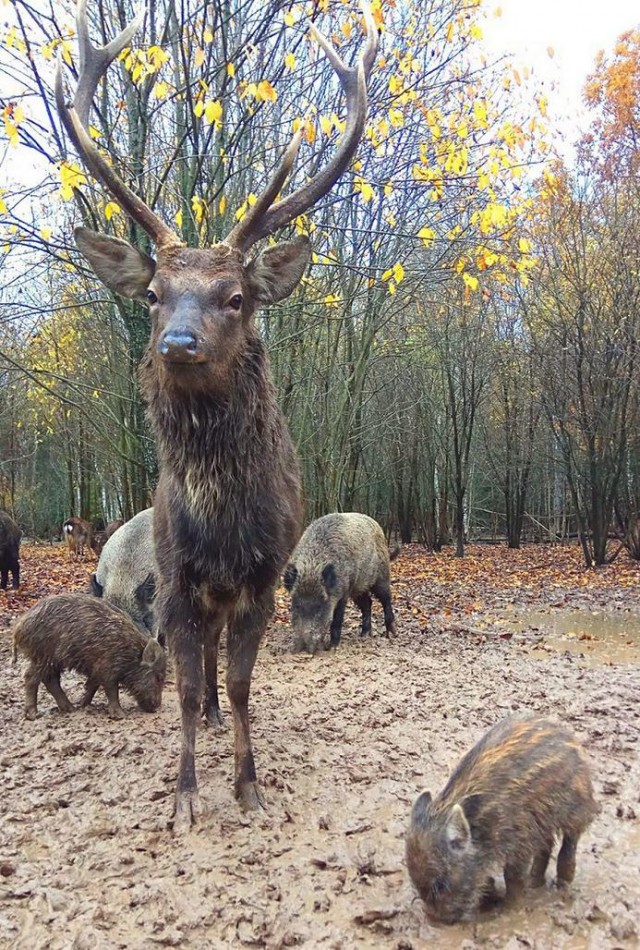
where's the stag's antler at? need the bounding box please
[225,1,378,252]
[55,0,182,251]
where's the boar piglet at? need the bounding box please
[283,512,397,654]
[406,715,598,924]
[12,592,166,720]
[0,510,21,589]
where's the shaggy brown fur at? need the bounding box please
[406,715,599,923]
[12,592,166,720]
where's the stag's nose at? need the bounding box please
[158,328,201,363]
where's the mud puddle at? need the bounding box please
[499,608,640,665]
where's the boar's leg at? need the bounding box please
[504,861,527,903]
[226,594,270,811]
[24,664,41,719]
[43,672,74,714]
[531,837,554,887]
[202,616,227,729]
[11,563,19,589]
[556,833,578,884]
[81,677,99,707]
[372,582,396,637]
[352,593,372,637]
[103,682,126,719]
[329,597,347,647]
[0,569,7,590]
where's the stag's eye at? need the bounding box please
[228,293,243,311]
[145,289,158,305]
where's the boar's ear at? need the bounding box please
[321,563,337,593]
[246,237,311,305]
[461,793,484,826]
[75,227,156,301]
[283,563,298,591]
[89,573,103,597]
[141,638,165,672]
[410,790,433,828]
[446,804,472,852]
[135,572,156,606]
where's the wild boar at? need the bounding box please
[406,715,598,923]
[0,510,21,590]
[90,508,156,635]
[12,592,166,720]
[90,519,124,557]
[283,512,398,654]
[63,516,93,558]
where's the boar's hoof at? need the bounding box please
[203,707,228,731]
[173,789,202,833]
[236,781,265,813]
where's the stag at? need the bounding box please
[56,0,377,831]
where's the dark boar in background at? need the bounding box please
[284,512,397,654]
[0,510,21,589]
[91,509,157,635]
[406,715,598,923]
[12,592,166,720]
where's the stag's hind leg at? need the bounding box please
[202,616,227,729]
[226,592,270,811]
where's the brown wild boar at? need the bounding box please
[0,510,21,590]
[12,592,166,720]
[283,513,398,654]
[63,517,93,558]
[90,521,124,556]
[406,715,598,924]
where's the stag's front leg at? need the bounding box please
[226,593,270,811]
[164,594,205,833]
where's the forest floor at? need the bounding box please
[1,542,639,949]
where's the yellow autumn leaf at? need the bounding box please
[174,209,183,228]
[227,62,235,77]
[195,48,205,67]
[354,176,374,202]
[518,237,531,253]
[204,99,223,125]
[324,293,341,308]
[58,161,87,201]
[40,226,52,242]
[389,108,404,128]
[320,115,333,136]
[218,195,227,215]
[194,100,204,118]
[153,81,169,100]
[104,201,121,220]
[256,80,277,102]
[393,262,405,284]
[463,272,479,291]
[418,226,435,247]
[285,53,296,70]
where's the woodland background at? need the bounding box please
[1,0,639,567]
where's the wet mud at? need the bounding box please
[1,544,639,948]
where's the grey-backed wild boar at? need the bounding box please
[406,715,598,924]
[284,513,398,654]
[0,510,21,590]
[90,508,156,635]
[12,592,166,720]
[63,516,93,558]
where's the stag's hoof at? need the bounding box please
[236,781,265,812]
[24,708,37,721]
[173,789,202,833]
[58,699,74,714]
[108,705,126,720]
[202,706,228,731]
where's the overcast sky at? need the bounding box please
[481,0,639,134]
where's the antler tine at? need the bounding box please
[56,0,181,250]
[225,0,379,252]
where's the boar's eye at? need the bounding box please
[432,878,448,897]
[145,289,158,305]
[228,293,243,311]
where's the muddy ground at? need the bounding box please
[1,543,639,949]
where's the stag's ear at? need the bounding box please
[75,227,156,300]
[246,237,311,305]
